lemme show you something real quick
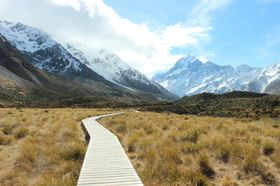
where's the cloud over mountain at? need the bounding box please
[0,0,212,74]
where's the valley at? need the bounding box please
[0,21,176,106]
[0,17,280,186]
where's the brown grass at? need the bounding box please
[0,108,118,185]
[100,111,280,186]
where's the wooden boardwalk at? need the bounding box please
[77,113,143,186]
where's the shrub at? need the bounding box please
[198,153,215,178]
[261,172,276,185]
[126,132,143,153]
[271,151,280,168]
[143,125,153,135]
[180,128,200,143]
[59,142,86,161]
[182,143,201,154]
[16,137,38,172]
[0,131,12,145]
[187,171,209,186]
[220,176,237,186]
[35,172,76,186]
[115,124,127,134]
[1,123,17,135]
[210,136,232,163]
[243,157,264,175]
[162,124,169,131]
[161,146,182,164]
[217,143,232,163]
[262,140,275,156]
[231,143,259,164]
[242,156,276,185]
[13,127,29,139]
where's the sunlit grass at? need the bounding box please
[100,112,280,186]
[0,108,117,185]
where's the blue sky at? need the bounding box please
[0,0,279,74]
[104,0,280,68]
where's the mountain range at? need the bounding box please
[0,32,169,107]
[0,20,279,106]
[65,43,170,95]
[0,21,176,106]
[153,56,280,97]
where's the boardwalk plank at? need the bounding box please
[77,113,143,186]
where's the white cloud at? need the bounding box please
[190,0,234,27]
[0,0,213,75]
[50,0,81,11]
[161,23,212,47]
[185,0,234,65]
[197,52,216,63]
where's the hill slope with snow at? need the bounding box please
[0,21,113,85]
[0,20,177,102]
[153,56,280,96]
[65,44,176,98]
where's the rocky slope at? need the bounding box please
[0,21,113,85]
[0,21,177,102]
[153,56,280,96]
[65,44,176,99]
[0,33,178,106]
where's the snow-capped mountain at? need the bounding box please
[253,63,280,91]
[65,44,174,96]
[152,56,273,97]
[0,20,177,101]
[260,63,280,94]
[0,21,110,84]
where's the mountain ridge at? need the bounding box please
[0,33,179,107]
[153,55,280,96]
[65,43,174,97]
[0,20,177,102]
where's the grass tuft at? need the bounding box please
[0,131,12,145]
[262,139,275,156]
[13,126,29,139]
[180,128,200,143]
[59,142,86,161]
[198,152,215,178]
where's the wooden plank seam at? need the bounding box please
[77,113,143,186]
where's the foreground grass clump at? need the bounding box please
[0,108,116,185]
[100,112,280,186]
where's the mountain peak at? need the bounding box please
[0,20,56,53]
[179,55,199,64]
[152,55,265,97]
[173,55,202,69]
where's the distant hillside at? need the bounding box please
[0,21,177,102]
[0,34,173,107]
[143,91,280,119]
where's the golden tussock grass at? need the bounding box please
[100,112,280,186]
[0,108,118,185]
